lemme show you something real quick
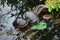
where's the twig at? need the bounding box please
[33,4,46,15]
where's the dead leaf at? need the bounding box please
[53,18,60,24]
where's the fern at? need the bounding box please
[45,0,60,12]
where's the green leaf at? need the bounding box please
[48,7,52,12]
[56,8,58,11]
[31,22,47,30]
[58,4,60,8]
[51,4,55,9]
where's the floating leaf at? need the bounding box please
[31,22,47,30]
